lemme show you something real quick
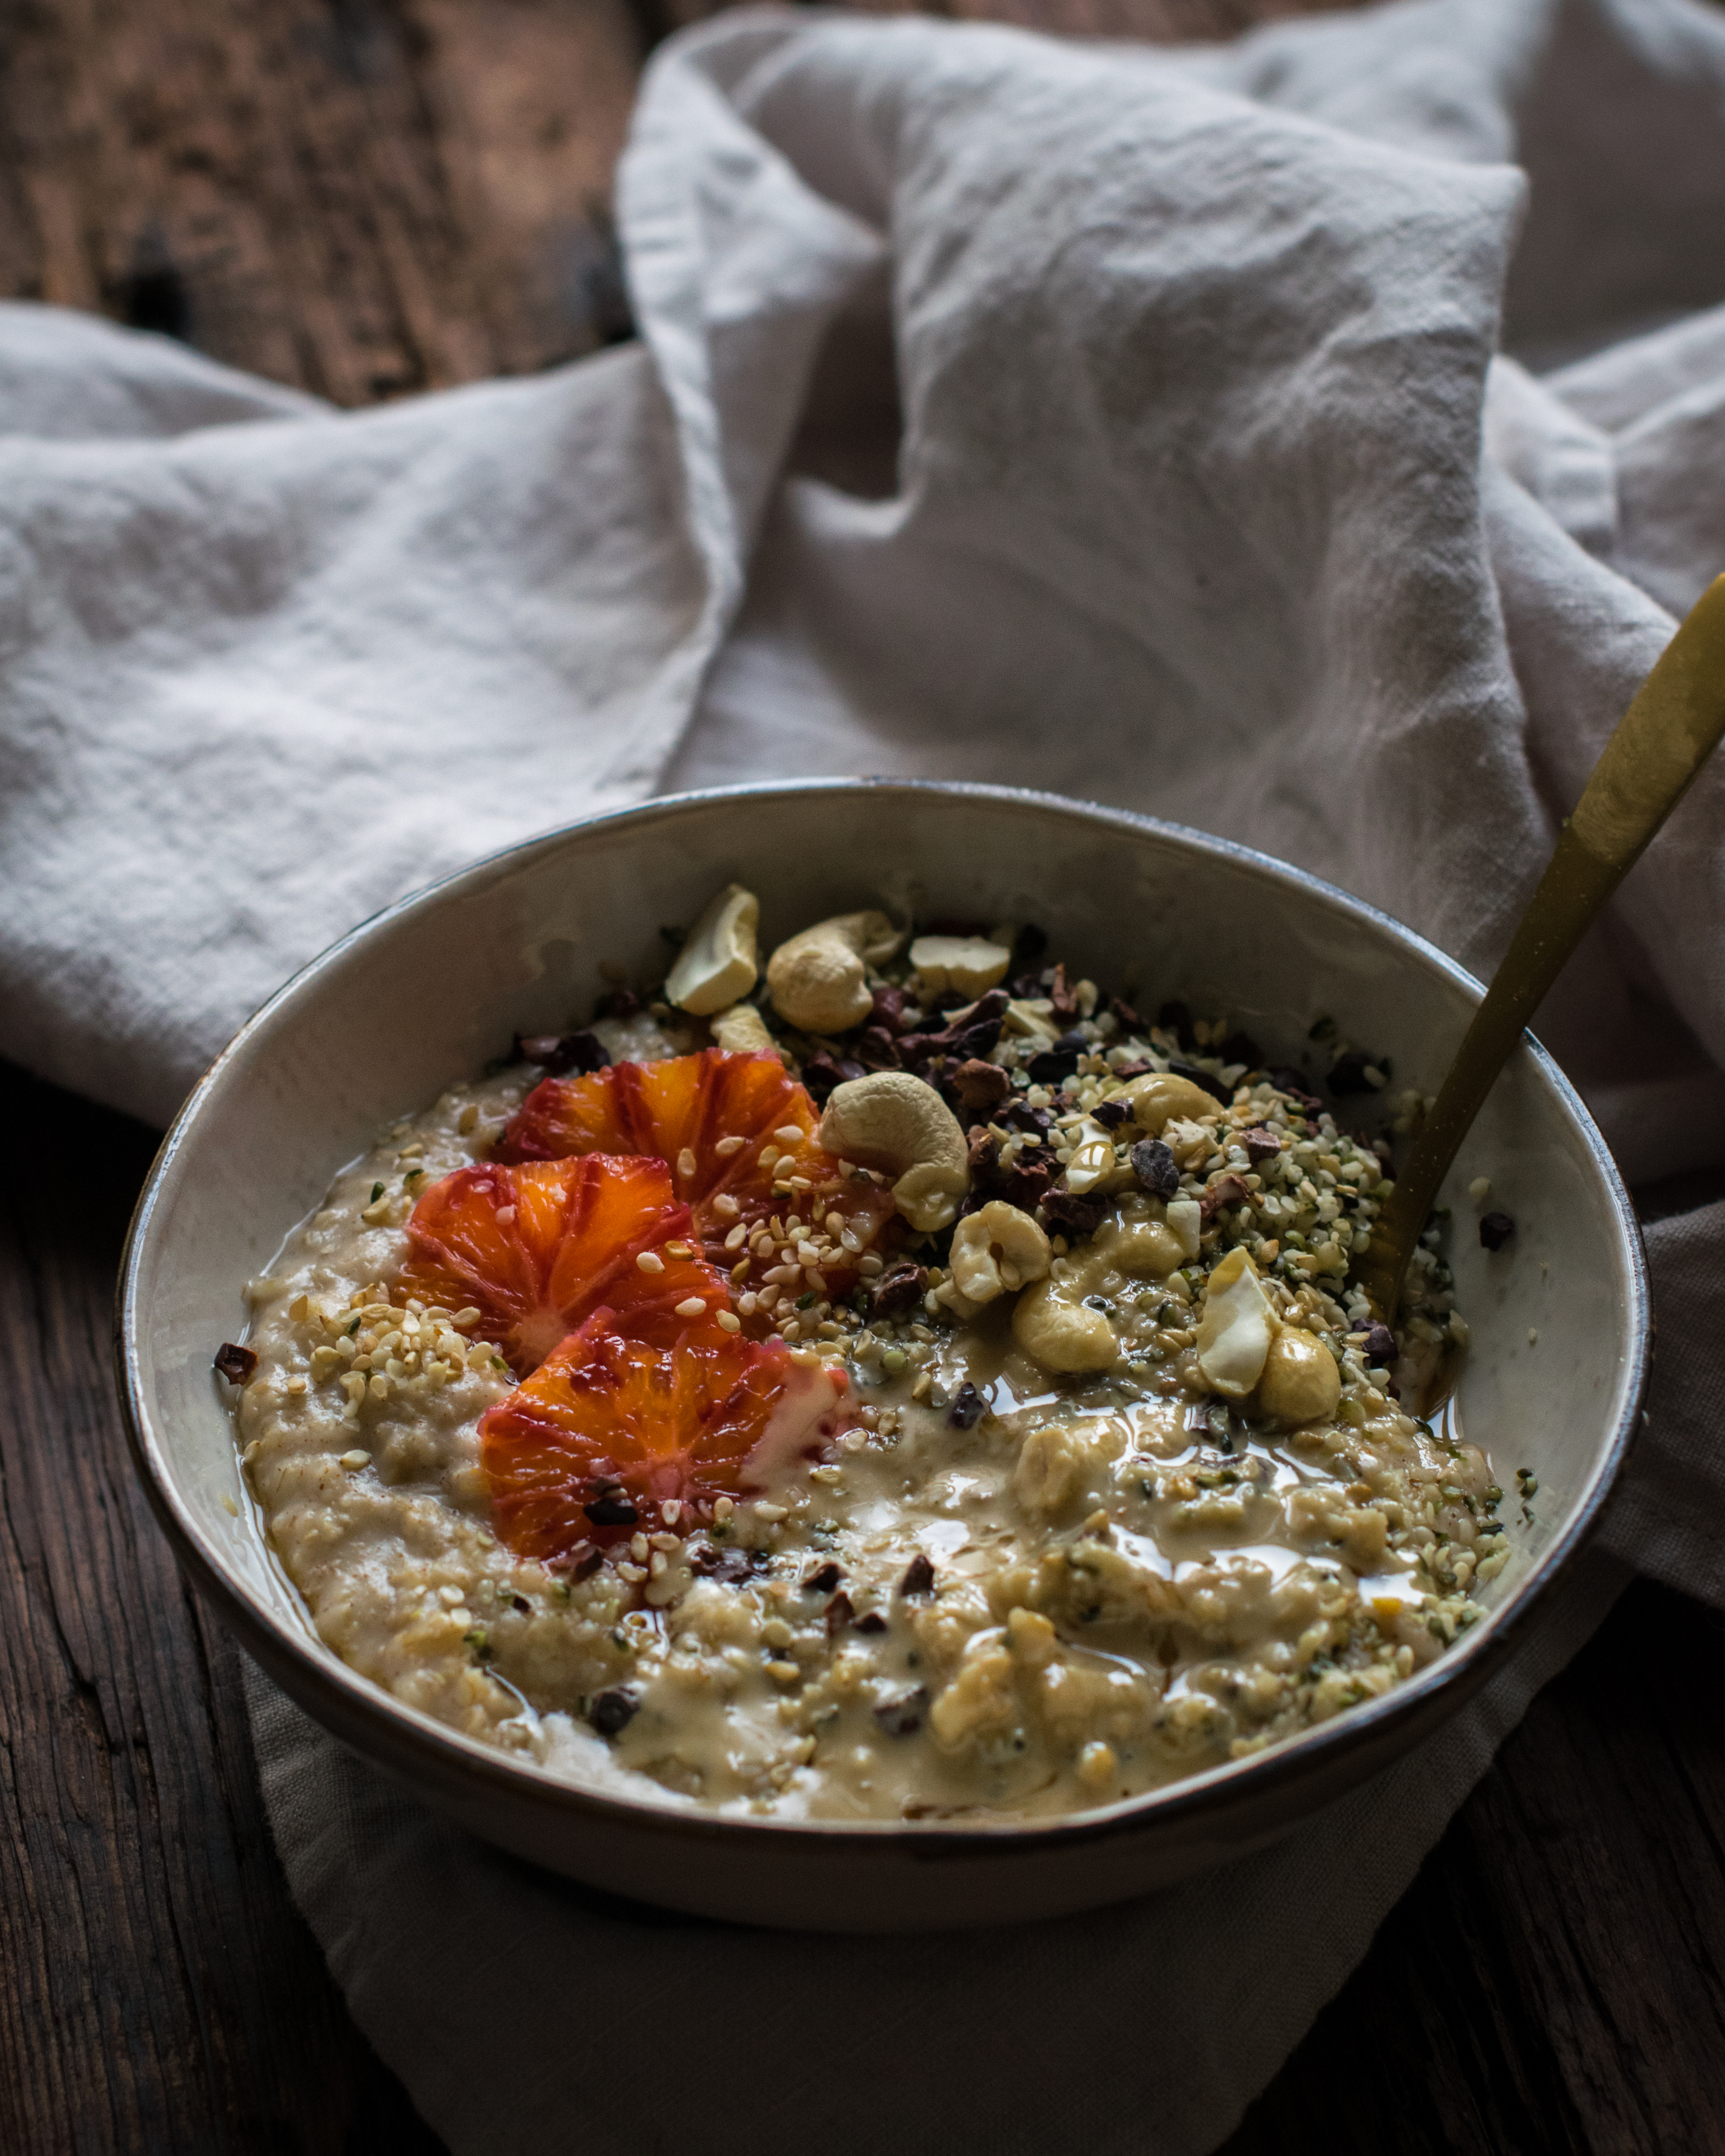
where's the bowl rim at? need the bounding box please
[115,776,1651,1859]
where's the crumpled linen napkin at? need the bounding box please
[8,0,1725,2144]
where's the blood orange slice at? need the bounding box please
[480,1306,853,1566]
[498,1048,895,1286]
[398,1153,713,1376]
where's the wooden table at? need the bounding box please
[3,3,1723,2148]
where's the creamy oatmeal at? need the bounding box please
[225,892,1510,1821]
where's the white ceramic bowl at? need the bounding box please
[117,782,1648,1931]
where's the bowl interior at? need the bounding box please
[122,782,1644,1852]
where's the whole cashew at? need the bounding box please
[1258,1325,1341,1424]
[949,1201,1051,1306]
[665,883,759,1016]
[1012,1278,1116,1373]
[767,910,903,1034]
[819,1071,970,1232]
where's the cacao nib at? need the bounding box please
[800,1049,866,1102]
[1327,1051,1380,1096]
[583,1489,639,1527]
[1357,1321,1398,1365]
[1157,1000,1197,1048]
[873,1686,930,1738]
[870,1263,927,1319]
[856,1027,904,1073]
[1003,1101,1052,1137]
[824,1590,856,1634]
[593,988,641,1021]
[1011,970,1050,1001]
[213,1341,257,1384]
[1042,1189,1108,1239]
[1168,1058,1232,1105]
[588,1688,639,1738]
[967,1126,1000,1178]
[870,985,913,1034]
[511,1594,532,1615]
[1479,1211,1516,1251]
[1130,1138,1180,1199]
[1110,1059,1155,1082]
[996,1157,1054,1211]
[1092,1098,1133,1131]
[1049,964,1080,1021]
[1241,1125,1283,1163]
[947,1381,986,1430]
[951,1058,1012,1114]
[551,1541,605,1583]
[1027,1042,1081,1085]
[1199,1172,1250,1219]
[690,1543,771,1585]
[898,1552,936,1598]
[515,1029,609,1077]
[854,1611,888,1634]
[1268,1066,1324,1114]
[803,1560,844,1594]
[1109,994,1143,1034]
[1219,1031,1263,1070]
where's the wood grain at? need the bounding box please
[2,1044,1723,2152]
[0,0,1359,404]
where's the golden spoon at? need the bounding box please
[1357,571,1725,1321]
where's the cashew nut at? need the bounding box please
[1108,1071,1223,1135]
[709,1003,780,1058]
[1010,1205,1186,1374]
[950,1201,1050,1306]
[1195,1247,1276,1399]
[767,909,903,1034]
[665,883,759,1016]
[1258,1326,1341,1424]
[910,935,1011,1001]
[1012,1278,1117,1374]
[818,1071,970,1232]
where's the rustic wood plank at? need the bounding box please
[0,0,1363,402]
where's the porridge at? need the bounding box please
[223,890,1510,1821]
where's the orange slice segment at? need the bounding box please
[398,1154,697,1376]
[498,1048,895,1287]
[480,1309,852,1565]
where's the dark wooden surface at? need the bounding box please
[3,1,1724,2149]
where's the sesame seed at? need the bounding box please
[715,1135,746,1156]
[637,1251,666,1274]
[717,1310,742,1333]
[714,1496,735,1520]
[341,1448,371,1470]
[677,1148,698,1180]
[220,1494,239,1517]
[724,1223,748,1250]
[774,1125,804,1146]
[675,1295,708,1318]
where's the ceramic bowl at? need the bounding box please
[117,781,1648,1931]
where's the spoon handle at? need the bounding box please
[1358,571,1725,1319]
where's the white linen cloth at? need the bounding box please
[7,0,1725,2144]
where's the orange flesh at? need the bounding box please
[480,1307,798,1561]
[399,1154,694,1376]
[498,1049,895,1287]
